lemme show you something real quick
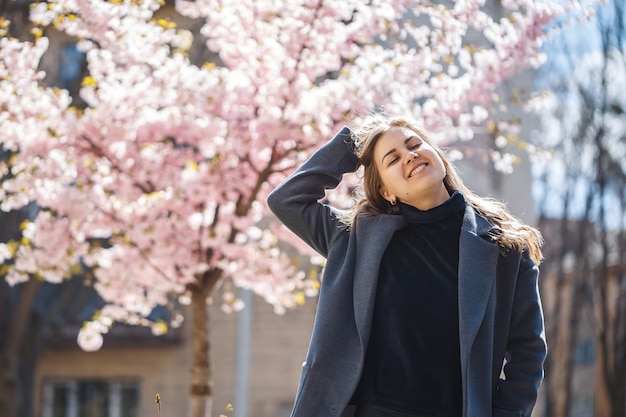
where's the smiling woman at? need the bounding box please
[267,114,546,417]
[347,116,544,263]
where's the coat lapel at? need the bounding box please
[352,214,406,350]
[458,206,500,355]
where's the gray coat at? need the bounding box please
[267,127,546,417]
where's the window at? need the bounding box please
[58,44,87,105]
[574,338,595,365]
[570,394,594,417]
[42,380,139,417]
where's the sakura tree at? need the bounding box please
[0,0,591,416]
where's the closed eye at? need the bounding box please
[380,136,423,167]
[408,140,423,150]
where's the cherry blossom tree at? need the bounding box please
[0,1,593,416]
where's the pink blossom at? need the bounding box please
[0,0,587,352]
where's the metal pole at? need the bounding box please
[233,289,253,417]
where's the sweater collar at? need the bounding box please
[398,190,466,224]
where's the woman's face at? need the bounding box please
[373,126,449,210]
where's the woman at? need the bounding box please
[267,115,546,417]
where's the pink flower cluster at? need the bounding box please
[0,0,582,350]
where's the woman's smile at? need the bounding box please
[408,162,427,178]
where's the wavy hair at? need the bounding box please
[340,114,543,264]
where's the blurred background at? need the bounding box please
[1,1,624,417]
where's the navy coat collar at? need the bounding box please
[351,204,500,360]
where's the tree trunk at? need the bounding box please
[553,279,581,417]
[189,284,214,417]
[0,277,41,417]
[595,343,612,417]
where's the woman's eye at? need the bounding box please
[410,142,422,150]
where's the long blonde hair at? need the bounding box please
[342,114,543,264]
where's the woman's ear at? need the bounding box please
[379,187,395,205]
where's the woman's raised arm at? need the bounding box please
[267,126,358,257]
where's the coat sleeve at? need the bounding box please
[267,126,359,257]
[494,251,547,417]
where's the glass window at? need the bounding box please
[120,383,140,417]
[570,394,594,417]
[51,384,70,417]
[59,44,87,99]
[78,381,108,417]
[574,338,595,365]
[43,380,139,417]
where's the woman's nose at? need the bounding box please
[405,151,418,164]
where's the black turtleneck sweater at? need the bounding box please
[351,191,466,417]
